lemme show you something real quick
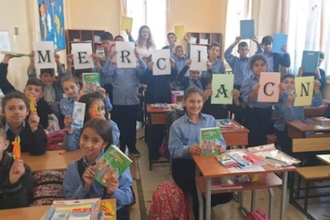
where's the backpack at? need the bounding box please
[76,158,136,207]
[46,129,66,151]
[159,109,185,159]
[148,180,190,220]
[32,170,65,206]
[245,209,270,220]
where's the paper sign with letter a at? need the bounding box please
[121,16,133,32]
[190,45,207,71]
[116,42,136,68]
[71,43,94,69]
[211,74,234,104]
[294,76,314,106]
[257,72,281,102]
[152,49,171,76]
[33,41,55,69]
[174,26,185,39]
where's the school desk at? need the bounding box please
[0,199,116,220]
[192,154,296,220]
[21,150,83,172]
[285,120,330,139]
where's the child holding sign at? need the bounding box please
[0,125,34,209]
[274,74,323,155]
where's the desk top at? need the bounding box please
[21,150,82,172]
[317,154,330,165]
[285,120,330,133]
[192,155,296,178]
[0,199,116,220]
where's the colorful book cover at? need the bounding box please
[82,73,100,93]
[71,102,86,129]
[216,119,239,128]
[96,45,105,61]
[94,145,132,186]
[301,50,320,73]
[240,19,255,39]
[217,153,238,168]
[200,127,222,155]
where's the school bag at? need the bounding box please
[76,158,136,207]
[46,129,66,151]
[245,209,270,220]
[32,170,65,206]
[148,180,190,220]
[159,109,185,159]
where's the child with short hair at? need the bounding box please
[63,118,133,220]
[1,91,47,155]
[162,32,177,54]
[206,42,226,74]
[172,45,189,77]
[0,125,34,209]
[274,74,323,155]
[253,35,291,72]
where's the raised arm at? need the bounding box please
[0,55,17,94]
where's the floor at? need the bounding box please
[127,128,330,220]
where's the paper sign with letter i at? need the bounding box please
[152,49,171,76]
[190,45,207,71]
[211,74,234,104]
[174,26,185,39]
[257,72,281,102]
[272,34,288,54]
[33,41,55,69]
[121,16,133,32]
[116,42,136,68]
[240,20,255,39]
[302,51,320,73]
[294,76,314,106]
[71,43,94,69]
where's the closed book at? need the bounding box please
[272,33,288,54]
[200,127,222,155]
[240,20,255,39]
[0,51,28,56]
[301,51,320,73]
[82,72,100,93]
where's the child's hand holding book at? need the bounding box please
[189,144,202,156]
[82,165,96,188]
[105,178,119,195]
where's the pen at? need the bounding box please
[265,156,288,165]
[301,120,309,125]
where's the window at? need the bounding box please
[126,0,168,48]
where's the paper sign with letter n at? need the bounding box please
[33,41,55,69]
[152,49,171,76]
[71,43,94,69]
[294,76,314,106]
[116,42,136,68]
[190,45,207,71]
[257,72,281,102]
[211,74,234,104]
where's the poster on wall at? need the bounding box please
[38,0,66,50]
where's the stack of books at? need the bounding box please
[216,119,239,128]
[310,116,330,126]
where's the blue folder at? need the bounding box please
[272,33,288,54]
[301,51,320,73]
[240,20,255,39]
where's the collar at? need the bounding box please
[82,149,105,167]
[5,121,26,133]
[251,75,260,80]
[183,113,206,124]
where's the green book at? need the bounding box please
[94,145,132,186]
[82,72,100,93]
[200,127,222,155]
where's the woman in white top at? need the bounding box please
[136,25,156,60]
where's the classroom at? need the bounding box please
[0,0,329,220]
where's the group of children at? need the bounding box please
[0,24,327,220]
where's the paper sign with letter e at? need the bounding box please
[174,26,185,39]
[240,20,255,39]
[33,41,55,69]
[257,72,281,102]
[121,16,133,32]
[302,51,320,73]
[71,43,94,69]
[211,74,234,104]
[152,49,171,76]
[273,34,288,54]
[294,76,314,106]
[116,42,136,68]
[190,45,207,71]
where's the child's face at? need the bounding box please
[252,59,267,76]
[263,43,272,53]
[141,27,150,40]
[238,46,249,58]
[115,36,124,42]
[40,73,56,86]
[101,40,112,53]
[282,77,295,91]
[318,58,323,67]
[88,100,106,119]
[190,70,201,80]
[80,127,107,160]
[2,98,28,126]
[0,136,9,162]
[24,85,43,99]
[208,46,220,59]
[62,81,79,99]
[183,92,203,116]
[167,34,176,45]
[175,47,185,58]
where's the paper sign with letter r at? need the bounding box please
[116,42,136,68]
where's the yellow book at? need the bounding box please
[121,16,133,32]
[174,25,185,39]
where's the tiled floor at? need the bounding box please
[128,128,330,220]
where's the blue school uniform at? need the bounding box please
[63,150,133,210]
[256,46,291,72]
[176,65,207,91]
[173,56,189,77]
[62,119,120,150]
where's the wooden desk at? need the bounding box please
[21,150,82,172]
[193,154,296,220]
[285,120,330,139]
[0,199,116,220]
[317,154,330,165]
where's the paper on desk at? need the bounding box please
[227,166,265,173]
